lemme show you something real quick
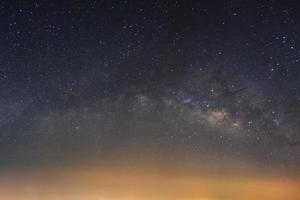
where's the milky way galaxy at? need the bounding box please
[0,1,299,200]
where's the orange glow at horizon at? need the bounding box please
[0,164,299,200]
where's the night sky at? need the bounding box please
[0,1,300,199]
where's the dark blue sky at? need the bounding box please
[0,1,299,170]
